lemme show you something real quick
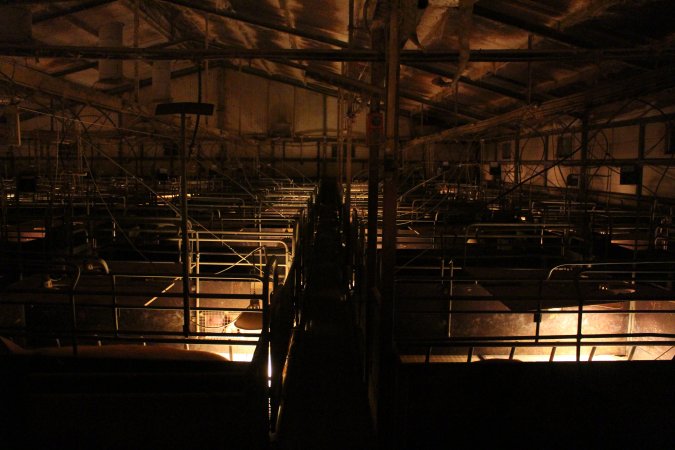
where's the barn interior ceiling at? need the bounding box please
[1,0,673,140]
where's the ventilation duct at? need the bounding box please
[152,61,172,103]
[0,6,32,43]
[98,22,124,83]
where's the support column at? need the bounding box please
[514,128,521,185]
[378,0,400,446]
[365,43,384,413]
[381,0,400,310]
[337,89,344,186]
[316,141,321,179]
[345,111,354,259]
[636,123,645,257]
[580,112,591,256]
[367,101,383,287]
[133,0,140,102]
[344,0,355,253]
[154,102,213,340]
[580,112,589,203]
[179,112,191,337]
[543,135,549,189]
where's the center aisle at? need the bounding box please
[272,180,374,450]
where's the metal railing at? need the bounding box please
[392,261,675,363]
[0,259,279,351]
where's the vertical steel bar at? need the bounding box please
[580,112,590,250]
[635,123,645,258]
[111,274,119,337]
[588,346,597,361]
[514,128,521,191]
[337,89,344,185]
[180,112,191,337]
[195,232,200,333]
[345,0,354,243]
[535,279,543,342]
[575,278,583,362]
[345,114,354,267]
[378,1,400,445]
[543,135,549,188]
[381,0,400,311]
[133,0,140,102]
[70,288,78,355]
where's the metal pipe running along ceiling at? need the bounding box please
[0,44,672,63]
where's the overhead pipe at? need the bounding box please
[0,43,672,62]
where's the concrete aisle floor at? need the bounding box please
[273,181,374,450]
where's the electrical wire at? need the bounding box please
[484,98,651,207]
[81,152,151,262]
[17,105,176,140]
[69,119,262,273]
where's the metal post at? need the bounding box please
[580,112,589,203]
[345,114,353,266]
[344,0,354,242]
[195,232,201,333]
[180,112,191,337]
[580,112,590,256]
[381,0,400,315]
[635,124,645,257]
[367,111,381,290]
[514,128,521,195]
[111,274,119,337]
[153,102,212,339]
[378,1,400,446]
[133,0,140,102]
[575,276,584,362]
[543,135,549,188]
[316,141,321,179]
[337,89,344,186]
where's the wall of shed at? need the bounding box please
[6,67,417,180]
[9,67,675,198]
[479,110,675,203]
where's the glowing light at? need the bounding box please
[598,281,636,295]
[216,349,255,362]
[220,310,261,362]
